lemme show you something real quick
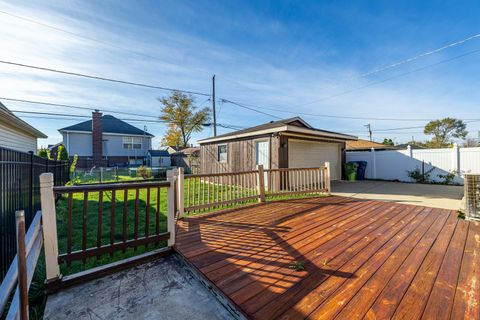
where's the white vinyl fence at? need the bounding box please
[346,144,480,185]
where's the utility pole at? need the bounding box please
[365,124,372,141]
[212,75,217,136]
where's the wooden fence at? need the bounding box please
[0,147,69,281]
[180,163,331,215]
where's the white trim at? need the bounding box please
[198,125,356,144]
[217,143,228,163]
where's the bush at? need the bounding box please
[136,166,152,179]
[57,145,69,161]
[38,148,49,159]
[438,171,457,185]
[407,167,434,183]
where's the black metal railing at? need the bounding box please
[0,147,69,280]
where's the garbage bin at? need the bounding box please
[344,162,359,181]
[355,161,368,180]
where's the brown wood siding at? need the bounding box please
[200,134,272,174]
[200,133,346,175]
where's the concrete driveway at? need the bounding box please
[331,180,464,210]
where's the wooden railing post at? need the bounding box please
[324,162,331,195]
[257,165,266,203]
[39,173,61,284]
[15,210,29,320]
[166,171,176,247]
[176,167,185,218]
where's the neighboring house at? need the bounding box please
[147,150,171,167]
[59,111,153,168]
[163,146,184,154]
[0,101,47,153]
[393,143,426,150]
[346,139,393,151]
[171,147,200,174]
[198,117,357,180]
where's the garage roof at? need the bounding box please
[198,117,357,144]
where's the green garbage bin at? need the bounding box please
[344,162,358,181]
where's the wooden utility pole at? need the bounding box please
[365,124,372,141]
[212,75,217,136]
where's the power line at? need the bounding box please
[0,97,159,119]
[219,98,282,119]
[218,47,480,119]
[0,60,211,97]
[359,33,480,78]
[12,110,239,128]
[302,47,480,105]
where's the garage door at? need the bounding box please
[288,139,341,180]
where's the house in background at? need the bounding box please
[346,139,393,151]
[0,101,47,153]
[59,111,153,168]
[147,150,171,167]
[171,147,200,174]
[198,117,357,180]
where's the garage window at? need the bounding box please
[218,144,227,162]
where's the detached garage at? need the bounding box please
[198,117,356,180]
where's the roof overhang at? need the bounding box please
[198,125,357,144]
[0,105,47,138]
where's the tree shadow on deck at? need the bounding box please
[176,196,367,318]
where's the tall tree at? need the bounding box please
[382,138,394,146]
[424,118,467,147]
[159,91,210,147]
[161,124,183,147]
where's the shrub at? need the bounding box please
[38,148,49,159]
[407,167,434,183]
[136,166,152,179]
[57,145,69,161]
[438,171,457,185]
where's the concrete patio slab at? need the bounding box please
[332,180,463,210]
[43,254,235,320]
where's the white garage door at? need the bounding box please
[288,139,342,180]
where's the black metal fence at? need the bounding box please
[0,147,69,280]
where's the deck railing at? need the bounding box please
[38,172,177,291]
[0,210,43,319]
[265,164,330,198]
[179,163,331,216]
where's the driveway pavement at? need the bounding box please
[331,180,464,210]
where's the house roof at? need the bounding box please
[198,117,357,144]
[0,102,47,138]
[58,115,154,137]
[172,147,200,156]
[346,139,393,151]
[148,150,170,157]
[393,143,426,150]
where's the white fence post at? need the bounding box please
[256,165,266,203]
[370,148,377,179]
[39,173,61,284]
[177,167,185,218]
[452,143,460,176]
[166,170,176,247]
[324,162,331,195]
[407,145,413,157]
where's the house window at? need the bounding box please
[123,137,142,149]
[218,144,227,162]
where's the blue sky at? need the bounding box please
[1,0,480,147]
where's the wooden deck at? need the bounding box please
[176,196,480,320]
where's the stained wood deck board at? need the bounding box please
[176,196,479,320]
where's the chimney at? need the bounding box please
[92,110,103,166]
